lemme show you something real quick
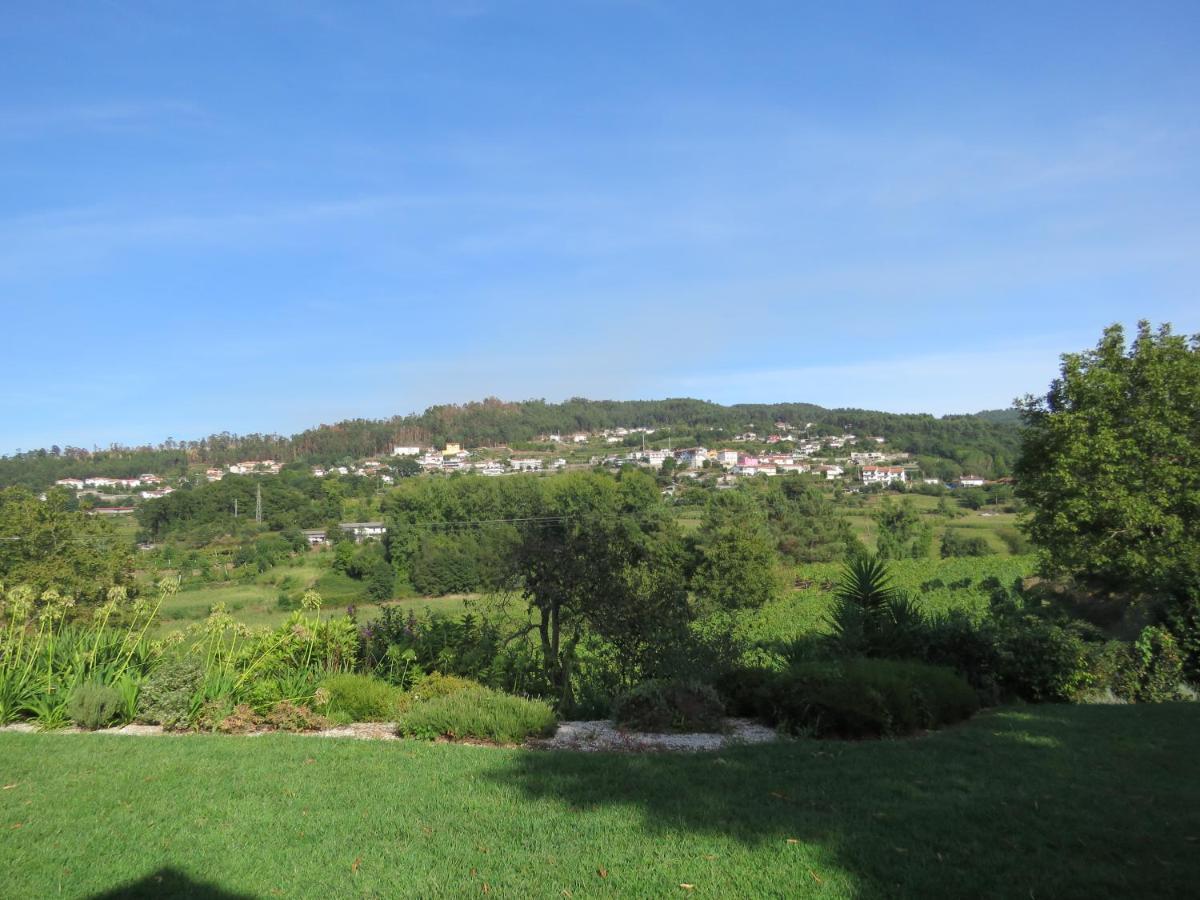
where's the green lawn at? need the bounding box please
[2,704,1197,897]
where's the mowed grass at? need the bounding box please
[1,705,1197,898]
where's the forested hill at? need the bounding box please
[0,397,1022,488]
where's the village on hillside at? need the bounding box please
[51,421,991,522]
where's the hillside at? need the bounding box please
[0,398,1022,489]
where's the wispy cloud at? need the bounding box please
[0,100,202,141]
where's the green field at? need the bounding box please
[2,704,1196,897]
[845,492,1023,555]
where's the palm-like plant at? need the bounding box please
[827,555,925,658]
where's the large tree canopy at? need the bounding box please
[0,487,134,603]
[1015,321,1200,599]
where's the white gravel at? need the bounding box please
[2,718,781,752]
[530,718,778,753]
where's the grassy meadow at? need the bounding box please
[2,704,1197,898]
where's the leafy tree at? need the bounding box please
[690,490,779,610]
[0,487,134,603]
[1016,321,1200,600]
[513,471,690,706]
[874,498,933,559]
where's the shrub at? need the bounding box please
[1126,626,1185,702]
[759,658,978,738]
[395,673,479,713]
[317,673,400,722]
[218,703,264,734]
[138,656,204,730]
[993,619,1089,702]
[941,530,994,558]
[612,680,725,733]
[1162,594,1200,684]
[67,682,123,730]
[265,701,328,732]
[397,686,556,744]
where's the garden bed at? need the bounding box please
[0,718,779,751]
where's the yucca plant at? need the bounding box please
[826,555,928,658]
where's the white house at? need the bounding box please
[510,458,543,472]
[392,446,421,456]
[861,465,907,486]
[54,478,86,490]
[675,447,709,468]
[850,452,886,465]
[716,449,739,467]
[643,449,671,467]
[816,464,844,480]
[922,478,942,486]
[958,476,986,488]
[339,522,387,542]
[572,432,589,443]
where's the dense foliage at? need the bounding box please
[0,488,134,604]
[1016,321,1200,601]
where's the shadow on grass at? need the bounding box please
[89,867,258,899]
[490,704,1200,897]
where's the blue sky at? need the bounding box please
[2,1,1198,452]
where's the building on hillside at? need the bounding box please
[301,528,327,546]
[715,449,739,467]
[643,449,671,468]
[478,462,505,476]
[310,467,326,478]
[675,447,709,468]
[958,475,986,488]
[91,506,135,516]
[339,522,387,543]
[392,446,421,456]
[443,443,462,455]
[54,478,86,490]
[510,458,543,472]
[861,465,907,486]
[851,452,886,465]
[571,432,589,443]
[816,464,844,480]
[206,468,225,481]
[923,478,943,486]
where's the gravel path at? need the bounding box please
[2,718,779,752]
[529,718,778,752]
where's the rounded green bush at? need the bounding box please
[762,658,978,738]
[317,673,400,722]
[397,686,556,744]
[395,673,480,714]
[68,682,123,730]
[612,680,725,733]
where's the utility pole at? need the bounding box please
[233,498,238,518]
[255,483,262,524]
